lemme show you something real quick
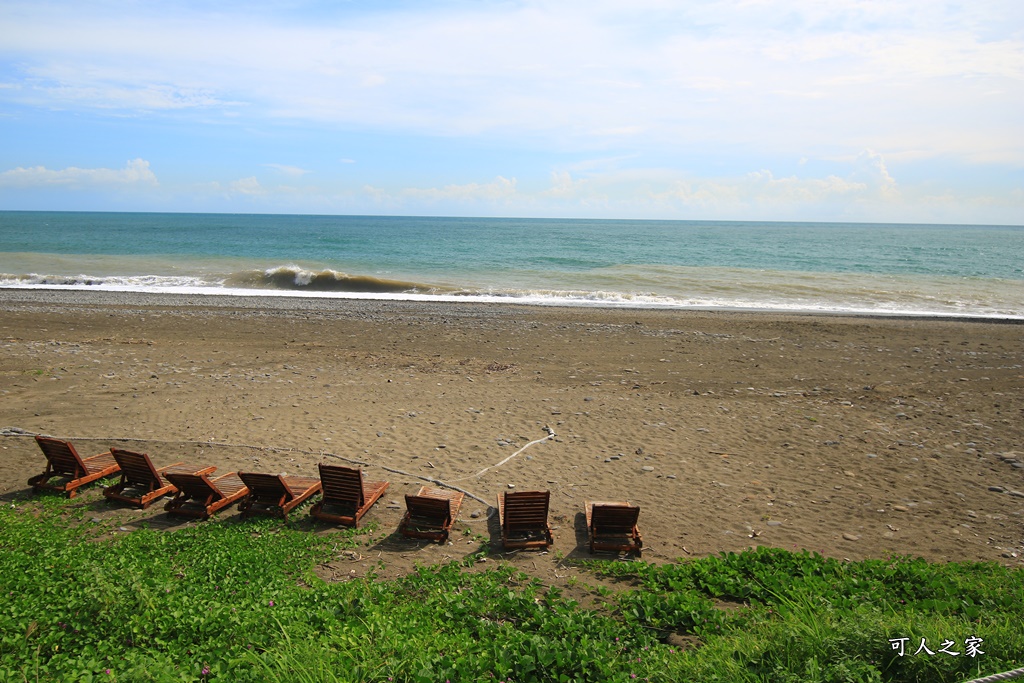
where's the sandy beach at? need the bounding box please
[1,290,1022,582]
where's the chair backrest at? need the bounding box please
[110,448,160,486]
[592,504,640,532]
[405,494,451,522]
[318,464,364,507]
[238,472,292,500]
[165,472,223,501]
[35,436,87,476]
[503,491,550,531]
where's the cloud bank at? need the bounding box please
[0,159,158,188]
[2,1,1021,164]
[0,1,1020,222]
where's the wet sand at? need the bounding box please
[1,290,1022,582]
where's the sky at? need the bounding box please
[0,0,1022,224]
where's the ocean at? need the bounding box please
[1,211,1022,319]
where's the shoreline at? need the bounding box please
[2,287,1023,324]
[1,286,1022,577]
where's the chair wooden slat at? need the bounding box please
[498,490,553,549]
[163,472,249,519]
[103,447,216,509]
[399,486,465,543]
[309,464,389,527]
[237,472,322,520]
[29,436,121,498]
[586,501,642,556]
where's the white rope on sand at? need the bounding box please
[448,426,555,483]
[2,425,556,514]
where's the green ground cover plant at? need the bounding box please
[1,493,1021,682]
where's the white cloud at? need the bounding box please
[398,176,518,203]
[135,147,1018,223]
[228,177,265,196]
[42,82,228,112]
[263,164,310,177]
[0,158,158,188]
[1,2,1021,221]
[1,1,1020,164]
[849,150,898,197]
[565,155,640,173]
[542,171,588,199]
[650,150,901,211]
[196,176,269,202]
[353,151,912,219]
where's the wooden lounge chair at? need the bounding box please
[586,501,643,556]
[28,436,121,498]
[163,472,249,519]
[103,447,216,509]
[237,472,322,520]
[398,486,465,543]
[497,490,553,549]
[309,464,389,527]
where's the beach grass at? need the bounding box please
[1,493,1021,683]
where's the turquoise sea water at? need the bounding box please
[1,211,1022,318]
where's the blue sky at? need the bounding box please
[1,0,1022,223]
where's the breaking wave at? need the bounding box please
[0,265,451,295]
[223,266,450,294]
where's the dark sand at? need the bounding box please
[2,290,1022,583]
